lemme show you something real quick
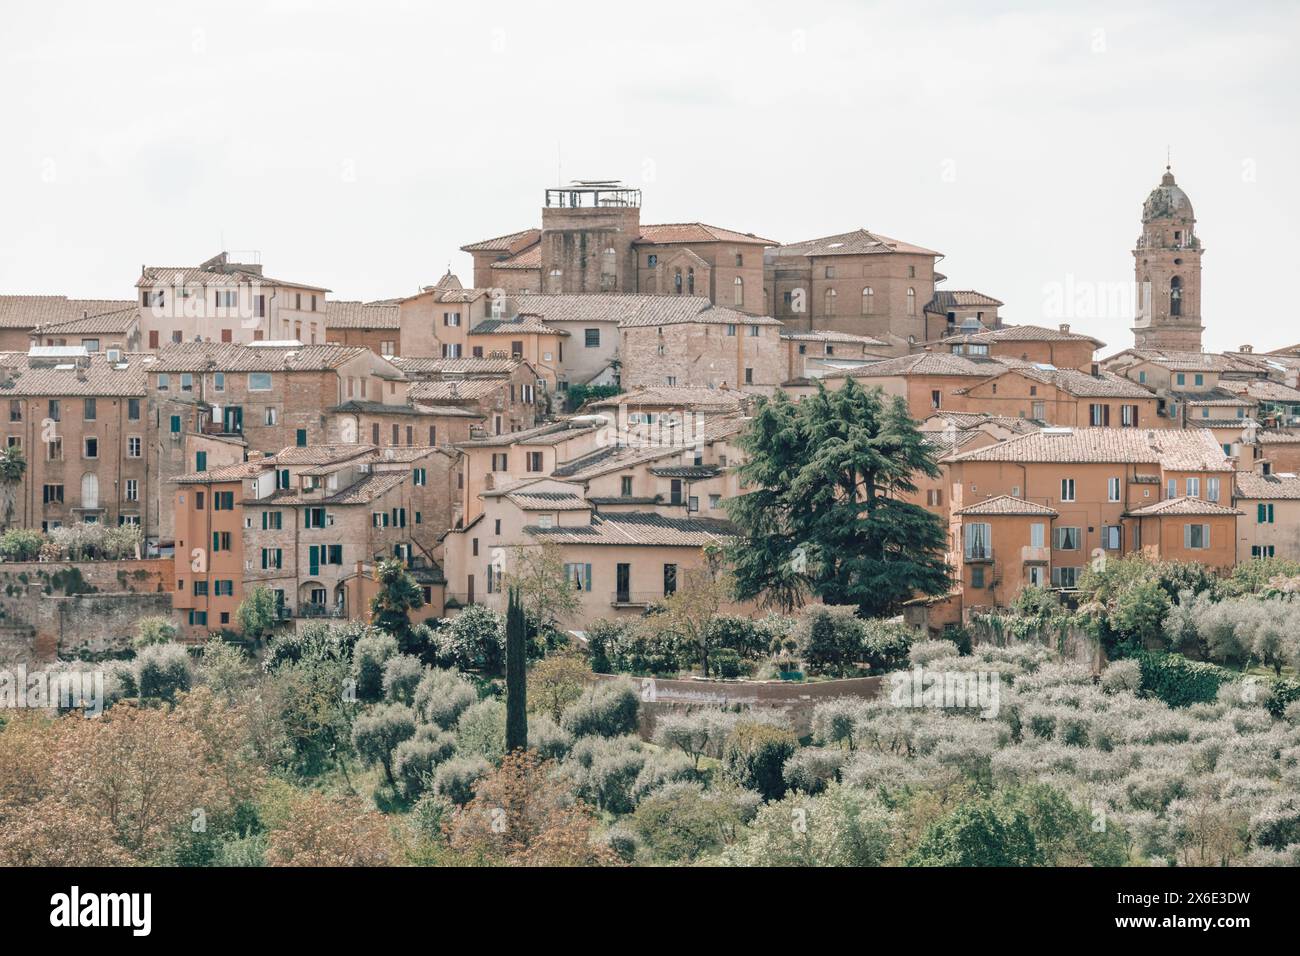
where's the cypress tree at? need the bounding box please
[505,586,528,752]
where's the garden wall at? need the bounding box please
[0,559,173,662]
[968,618,1104,668]
[595,673,886,738]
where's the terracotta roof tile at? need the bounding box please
[954,495,1060,517]
[1234,471,1300,499]
[152,342,373,373]
[325,300,401,330]
[1124,495,1242,517]
[771,228,941,258]
[949,427,1234,471]
[525,512,736,546]
[635,222,777,246]
[0,296,135,330]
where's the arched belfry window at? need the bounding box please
[862,287,874,315]
[687,268,695,294]
[733,276,744,306]
[674,269,682,294]
[907,287,916,315]
[1170,276,1183,316]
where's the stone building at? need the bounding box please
[324,300,401,356]
[619,305,784,393]
[136,252,330,349]
[460,182,773,315]
[1132,167,1204,350]
[29,306,141,353]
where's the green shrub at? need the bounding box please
[351,631,399,702]
[433,755,491,806]
[561,679,640,738]
[1136,652,1237,708]
[135,643,192,702]
[721,722,798,801]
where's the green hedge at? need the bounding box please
[1135,652,1236,708]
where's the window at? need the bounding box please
[215,580,234,597]
[246,372,272,392]
[265,407,278,426]
[1121,404,1138,427]
[1060,478,1076,502]
[305,508,328,529]
[82,398,96,421]
[83,437,98,459]
[1107,477,1121,502]
[1176,373,1186,386]
[254,294,266,318]
[189,610,208,627]
[862,287,873,314]
[212,531,231,552]
[1089,404,1110,427]
[1186,477,1200,498]
[491,453,508,472]
[621,476,633,497]
[709,493,721,510]
[296,429,307,447]
[1030,522,1045,549]
[262,511,283,530]
[171,331,183,344]
[128,398,140,420]
[1054,527,1081,550]
[688,496,699,513]
[48,399,60,422]
[1193,373,1203,387]
[970,566,985,589]
[214,491,234,510]
[906,288,916,315]
[1051,566,1080,588]
[214,372,225,392]
[584,328,600,348]
[963,522,991,561]
[733,277,744,305]
[193,580,209,597]
[824,266,836,279]
[1102,525,1122,550]
[823,289,836,316]
[127,436,141,458]
[931,390,941,410]
[443,312,461,327]
[747,324,759,338]
[1184,524,1210,549]
[563,563,592,591]
[46,437,62,461]
[1167,478,1177,499]
[179,373,193,392]
[195,492,205,510]
[725,324,737,337]
[412,468,427,486]
[926,489,943,507]
[536,514,555,529]
[664,564,678,595]
[1207,477,1220,502]
[1258,503,1275,524]
[381,341,396,357]
[1031,401,1045,420]
[261,548,283,570]
[647,255,657,267]
[441,343,463,358]
[42,484,63,504]
[744,367,754,385]
[526,452,543,472]
[7,400,20,423]
[195,450,207,472]
[1252,545,1277,559]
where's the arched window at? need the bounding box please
[687,268,695,294]
[1170,276,1183,316]
[824,288,837,316]
[862,286,874,315]
[733,276,744,306]
[600,247,617,291]
[906,287,916,315]
[674,269,683,294]
[81,473,99,510]
[547,269,562,293]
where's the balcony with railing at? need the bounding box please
[963,546,994,564]
[609,591,668,608]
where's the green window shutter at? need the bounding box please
[1259,503,1266,523]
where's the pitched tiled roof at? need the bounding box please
[1010,367,1154,399]
[511,293,713,326]
[1220,379,1300,403]
[152,343,372,372]
[922,412,1041,435]
[770,228,941,258]
[1110,349,1268,374]
[329,400,448,417]
[525,512,736,546]
[0,353,149,397]
[460,229,542,252]
[29,306,138,337]
[1180,389,1255,407]
[938,323,1100,347]
[954,495,1059,517]
[391,356,521,376]
[488,244,541,270]
[781,329,888,347]
[137,265,328,293]
[1124,496,1242,517]
[325,300,400,330]
[551,416,748,482]
[1234,471,1300,499]
[0,296,135,330]
[456,420,601,448]
[948,427,1234,471]
[1255,429,1300,445]
[505,489,591,511]
[321,471,408,505]
[470,315,568,336]
[925,290,1005,312]
[173,461,272,484]
[841,352,1009,378]
[268,444,377,466]
[635,223,777,245]
[586,385,749,412]
[649,465,722,479]
[620,304,781,329]
[409,379,504,402]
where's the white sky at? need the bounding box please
[2,0,1297,354]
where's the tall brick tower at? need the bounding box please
[540,180,641,294]
[1132,166,1204,350]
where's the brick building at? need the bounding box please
[325,300,401,356]
[1132,167,1204,350]
[0,350,150,533]
[619,305,784,392]
[0,296,134,353]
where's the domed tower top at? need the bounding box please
[1142,165,1195,224]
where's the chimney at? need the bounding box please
[75,365,87,382]
[1240,344,1254,354]
[1059,323,1070,334]
[1090,362,1100,377]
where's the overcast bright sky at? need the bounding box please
[2,0,1296,354]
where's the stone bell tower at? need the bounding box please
[1132,165,1204,351]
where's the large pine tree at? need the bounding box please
[726,378,950,616]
